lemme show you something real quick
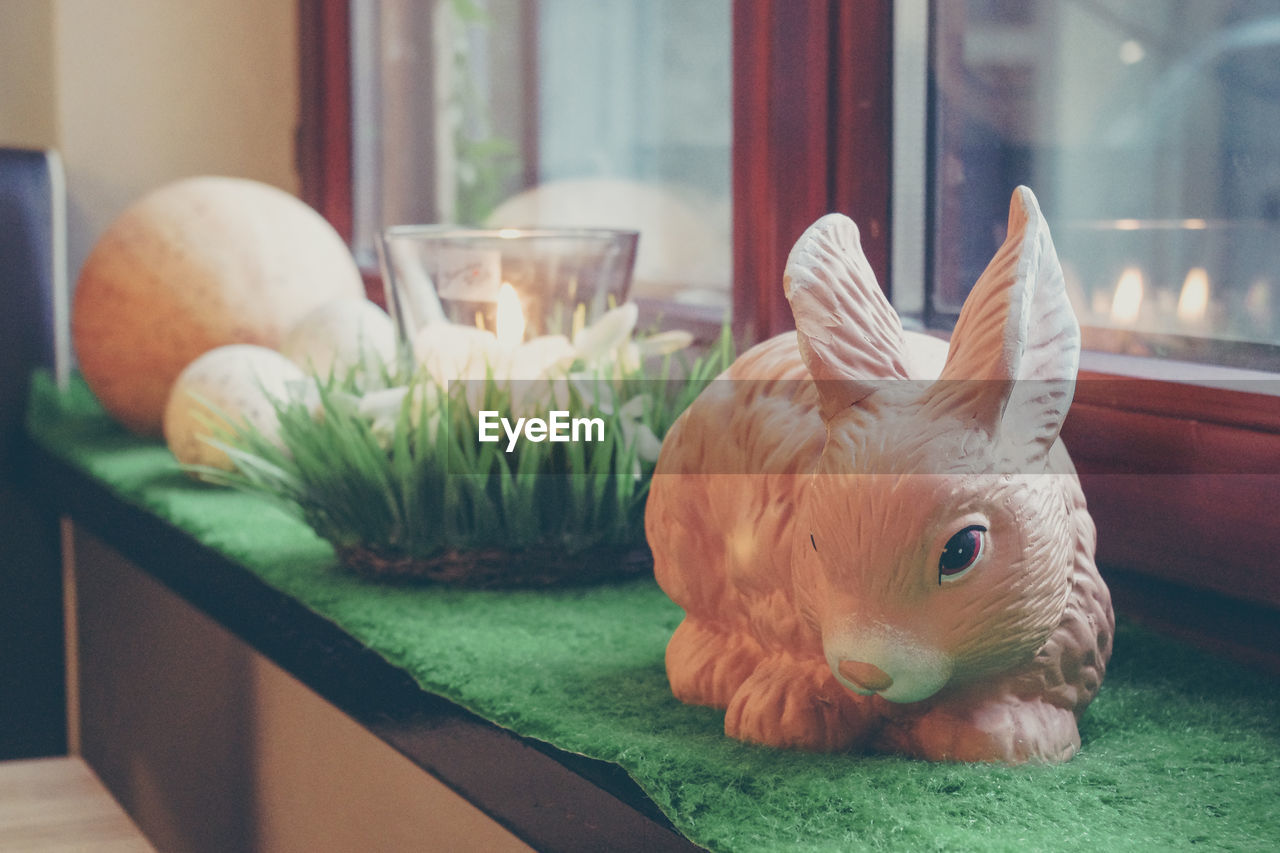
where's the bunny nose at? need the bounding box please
[838,660,894,692]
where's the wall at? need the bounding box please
[0,0,300,277]
[0,1,57,149]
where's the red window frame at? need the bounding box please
[297,0,1280,668]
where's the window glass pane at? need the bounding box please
[351,0,732,311]
[931,0,1280,370]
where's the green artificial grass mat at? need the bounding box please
[26,372,1280,852]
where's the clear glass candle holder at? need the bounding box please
[378,226,639,369]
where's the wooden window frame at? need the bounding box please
[298,0,1279,665]
[298,0,353,244]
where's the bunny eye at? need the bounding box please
[939,525,986,582]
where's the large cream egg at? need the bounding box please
[163,344,306,471]
[280,297,397,379]
[72,176,364,435]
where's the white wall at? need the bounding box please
[0,0,58,149]
[0,0,300,277]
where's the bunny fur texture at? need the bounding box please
[647,187,1113,763]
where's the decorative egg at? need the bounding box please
[72,176,364,435]
[163,344,306,471]
[280,297,397,380]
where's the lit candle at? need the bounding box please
[495,282,526,348]
[1176,267,1210,327]
[1110,267,1144,326]
[415,281,579,388]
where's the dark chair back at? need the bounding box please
[0,147,68,758]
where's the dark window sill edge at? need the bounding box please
[18,434,699,853]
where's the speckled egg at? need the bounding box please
[163,344,306,471]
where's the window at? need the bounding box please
[298,1,1279,639]
[345,0,732,317]
[902,0,1280,619]
[923,0,1280,372]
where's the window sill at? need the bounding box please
[1064,351,1280,612]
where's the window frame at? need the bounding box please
[297,0,1280,646]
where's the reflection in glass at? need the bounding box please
[931,0,1280,369]
[352,0,731,312]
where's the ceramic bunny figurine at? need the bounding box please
[647,187,1113,763]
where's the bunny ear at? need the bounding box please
[931,186,1080,467]
[784,213,910,421]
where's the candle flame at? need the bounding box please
[1176,267,1210,324]
[496,282,526,348]
[1110,267,1144,326]
[1245,278,1270,315]
[1119,39,1146,65]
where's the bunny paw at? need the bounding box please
[724,655,877,751]
[886,696,1080,764]
[665,618,765,708]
